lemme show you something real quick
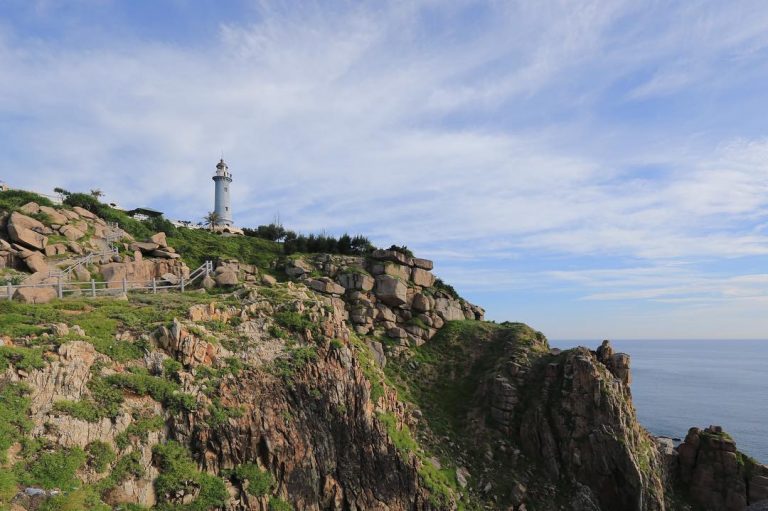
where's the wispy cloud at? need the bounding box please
[1,0,767,338]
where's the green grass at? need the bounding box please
[0,469,17,509]
[0,346,47,372]
[0,383,32,463]
[0,190,54,212]
[167,227,282,269]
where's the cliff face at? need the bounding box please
[1,199,766,511]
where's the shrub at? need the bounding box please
[115,416,165,450]
[104,373,197,413]
[229,463,274,496]
[38,485,110,511]
[268,497,293,511]
[86,441,116,473]
[17,447,87,490]
[153,442,227,511]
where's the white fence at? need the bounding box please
[2,261,213,301]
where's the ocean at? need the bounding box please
[550,339,767,464]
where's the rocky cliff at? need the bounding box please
[1,195,766,511]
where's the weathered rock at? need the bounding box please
[129,241,160,253]
[154,319,230,367]
[39,206,68,225]
[71,206,97,219]
[14,286,57,303]
[412,258,434,270]
[371,249,413,266]
[309,277,346,295]
[261,274,277,287]
[19,202,41,215]
[44,243,68,257]
[411,293,432,312]
[67,241,84,255]
[71,265,91,282]
[151,249,181,259]
[434,297,465,321]
[676,425,768,511]
[366,340,386,368]
[22,252,48,273]
[201,274,216,290]
[150,232,168,247]
[7,212,49,250]
[60,209,80,221]
[410,267,435,287]
[387,327,408,339]
[372,262,411,281]
[161,272,180,285]
[214,269,239,286]
[286,258,313,278]
[59,224,85,241]
[375,275,407,307]
[337,271,375,291]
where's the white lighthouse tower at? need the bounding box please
[212,158,233,227]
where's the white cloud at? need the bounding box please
[2,0,768,337]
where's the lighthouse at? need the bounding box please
[212,158,233,227]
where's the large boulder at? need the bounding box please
[371,249,413,266]
[286,258,313,278]
[22,252,48,273]
[150,232,168,247]
[214,268,239,286]
[411,267,435,287]
[434,297,466,321]
[412,293,433,312]
[14,286,57,304]
[7,212,49,250]
[412,258,434,270]
[39,206,69,225]
[129,241,160,253]
[337,271,375,291]
[151,249,181,259]
[375,275,408,307]
[19,202,41,215]
[44,243,68,257]
[309,277,346,295]
[59,225,85,241]
[60,209,81,221]
[372,262,411,281]
[71,206,98,220]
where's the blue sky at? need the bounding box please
[1,0,767,339]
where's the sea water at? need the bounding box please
[550,339,767,463]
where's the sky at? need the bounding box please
[1,0,767,340]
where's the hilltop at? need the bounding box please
[0,190,767,511]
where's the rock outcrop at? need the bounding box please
[282,252,484,348]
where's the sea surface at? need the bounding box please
[550,339,767,464]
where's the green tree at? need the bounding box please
[204,211,221,231]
